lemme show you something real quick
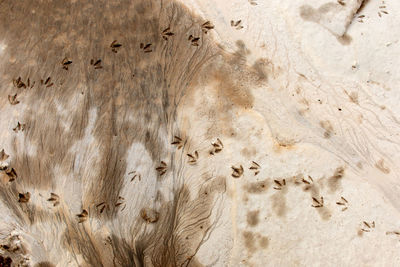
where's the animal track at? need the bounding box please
[231,165,244,178]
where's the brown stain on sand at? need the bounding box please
[211,67,254,109]
[273,140,297,153]
[271,186,288,218]
[303,179,332,221]
[327,166,345,193]
[242,231,269,255]
[244,179,269,194]
[375,159,390,174]
[345,90,359,104]
[337,34,352,46]
[35,262,56,267]
[241,147,257,158]
[247,210,260,226]
[184,39,269,139]
[320,120,334,138]
[259,236,269,249]
[299,3,353,46]
[0,0,238,265]
[243,231,257,253]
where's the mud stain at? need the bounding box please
[0,0,248,265]
[327,166,345,193]
[375,159,390,174]
[299,3,353,45]
[244,179,269,194]
[247,210,260,226]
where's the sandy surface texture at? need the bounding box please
[0,0,399,266]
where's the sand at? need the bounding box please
[0,0,399,266]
